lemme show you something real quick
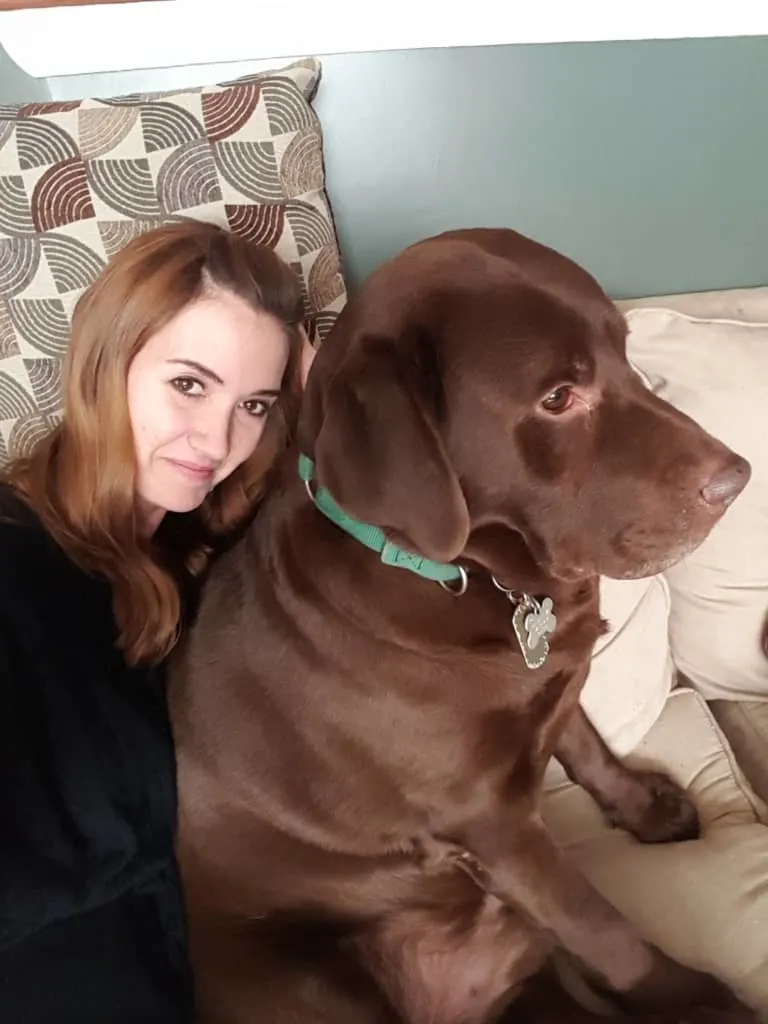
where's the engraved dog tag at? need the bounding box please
[512,596,556,670]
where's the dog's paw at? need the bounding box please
[554,948,757,1022]
[631,969,756,1019]
[604,956,756,1019]
[682,975,756,1017]
[675,1009,763,1023]
[606,770,700,844]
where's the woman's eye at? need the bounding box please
[541,385,574,414]
[242,398,271,418]
[170,376,205,397]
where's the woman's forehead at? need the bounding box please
[137,294,290,389]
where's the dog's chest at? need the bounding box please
[370,600,601,832]
[300,639,590,840]
[188,541,603,856]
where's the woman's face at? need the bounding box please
[127,289,290,534]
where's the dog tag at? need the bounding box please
[511,596,556,670]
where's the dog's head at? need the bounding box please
[299,229,750,583]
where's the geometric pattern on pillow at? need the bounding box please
[0,57,347,466]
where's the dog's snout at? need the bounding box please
[699,456,751,508]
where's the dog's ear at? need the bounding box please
[299,334,470,564]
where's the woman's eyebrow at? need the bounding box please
[167,360,281,399]
[167,358,224,385]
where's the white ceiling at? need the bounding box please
[2,0,768,80]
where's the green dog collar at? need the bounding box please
[298,454,464,586]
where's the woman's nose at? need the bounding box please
[189,409,232,462]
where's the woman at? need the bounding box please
[0,220,309,1022]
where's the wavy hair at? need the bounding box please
[3,220,305,666]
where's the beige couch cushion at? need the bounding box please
[624,307,768,702]
[580,575,674,757]
[543,688,768,1011]
[616,285,768,323]
[709,699,768,808]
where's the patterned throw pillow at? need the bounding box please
[0,57,346,465]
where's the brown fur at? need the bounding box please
[169,229,755,1023]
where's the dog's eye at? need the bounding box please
[541,386,573,414]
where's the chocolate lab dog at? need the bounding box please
[170,228,755,1023]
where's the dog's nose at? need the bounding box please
[700,456,751,507]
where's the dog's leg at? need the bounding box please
[352,881,551,1024]
[554,705,700,843]
[507,964,759,1024]
[188,916,399,1024]
[455,813,747,1015]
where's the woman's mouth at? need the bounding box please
[167,459,216,483]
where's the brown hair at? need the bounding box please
[3,220,305,666]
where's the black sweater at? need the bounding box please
[0,485,193,1023]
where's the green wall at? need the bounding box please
[311,37,768,296]
[0,43,50,104]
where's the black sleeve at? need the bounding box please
[0,538,132,949]
[0,524,194,1023]
[0,520,149,949]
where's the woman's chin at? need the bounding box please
[140,484,210,520]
